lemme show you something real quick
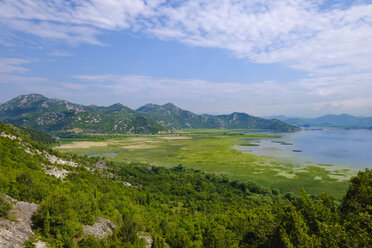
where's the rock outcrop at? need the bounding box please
[0,195,42,248]
[83,217,116,239]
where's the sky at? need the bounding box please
[0,0,372,117]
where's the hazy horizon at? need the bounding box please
[2,92,372,119]
[1,0,372,117]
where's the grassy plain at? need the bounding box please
[55,129,356,199]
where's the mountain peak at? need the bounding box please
[137,104,298,131]
[136,103,161,112]
[110,103,124,107]
[0,94,48,111]
[162,103,178,108]
[14,93,47,102]
[0,94,167,134]
[161,103,184,112]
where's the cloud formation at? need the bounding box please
[0,58,32,73]
[1,1,372,116]
[73,72,372,116]
[1,0,372,75]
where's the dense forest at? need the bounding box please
[0,121,371,247]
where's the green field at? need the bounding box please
[55,129,356,199]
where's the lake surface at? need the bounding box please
[234,129,372,169]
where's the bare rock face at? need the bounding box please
[94,161,108,170]
[34,240,48,248]
[83,217,116,239]
[43,166,70,180]
[0,197,38,248]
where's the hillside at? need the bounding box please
[137,103,299,131]
[271,114,372,128]
[0,94,166,134]
[0,121,371,247]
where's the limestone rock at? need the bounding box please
[83,217,116,239]
[0,196,38,248]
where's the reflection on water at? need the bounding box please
[235,129,372,168]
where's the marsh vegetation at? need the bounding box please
[56,130,356,199]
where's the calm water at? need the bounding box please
[235,129,372,168]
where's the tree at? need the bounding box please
[44,210,51,236]
[272,205,320,248]
[0,195,11,217]
[340,169,371,247]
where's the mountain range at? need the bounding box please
[137,103,299,131]
[0,94,299,134]
[0,94,165,134]
[268,114,372,128]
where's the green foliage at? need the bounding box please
[152,234,166,248]
[78,236,105,248]
[44,210,50,236]
[117,212,140,244]
[57,131,352,199]
[0,194,12,217]
[340,169,372,247]
[0,121,371,248]
[0,94,167,134]
[137,102,299,131]
[275,205,319,248]
[16,125,56,145]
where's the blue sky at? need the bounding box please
[1,0,372,117]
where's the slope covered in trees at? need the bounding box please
[0,121,370,247]
[0,94,299,136]
[0,94,166,135]
[137,103,299,131]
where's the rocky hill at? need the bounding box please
[0,94,166,134]
[137,103,299,131]
[0,94,299,133]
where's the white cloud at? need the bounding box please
[74,72,372,116]
[146,0,372,75]
[0,57,46,84]
[0,58,33,73]
[4,19,103,45]
[1,1,372,75]
[2,68,372,116]
[0,0,153,45]
[48,50,73,57]
[1,1,372,116]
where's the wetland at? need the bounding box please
[235,129,372,169]
[55,129,365,199]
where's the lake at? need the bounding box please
[234,129,372,169]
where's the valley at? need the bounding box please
[2,1,372,247]
[55,129,356,199]
[0,105,370,247]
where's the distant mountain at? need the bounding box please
[0,94,166,134]
[269,114,372,128]
[137,103,299,131]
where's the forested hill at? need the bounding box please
[137,103,299,131]
[0,94,299,133]
[0,94,166,134]
[0,121,371,247]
